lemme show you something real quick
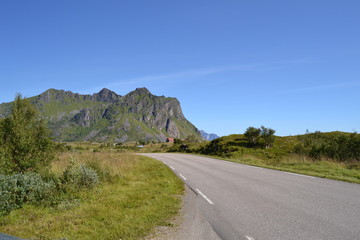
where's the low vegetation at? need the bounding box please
[0,152,183,240]
[244,126,276,148]
[0,95,54,174]
[1,94,358,240]
[0,95,184,239]
[294,131,360,162]
[62,128,360,185]
[165,127,360,184]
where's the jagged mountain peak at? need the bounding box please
[38,88,77,103]
[135,87,151,94]
[0,87,201,142]
[128,87,151,96]
[200,130,220,141]
[35,88,121,104]
[92,88,121,103]
[121,87,154,107]
[97,88,113,95]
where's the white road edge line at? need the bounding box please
[245,236,255,240]
[246,165,262,169]
[169,165,175,170]
[179,173,187,180]
[284,172,316,179]
[196,188,215,205]
[246,164,316,179]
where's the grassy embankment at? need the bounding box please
[213,153,360,184]
[141,132,359,184]
[0,152,183,240]
[202,134,360,184]
[54,132,360,186]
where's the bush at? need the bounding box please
[199,139,234,157]
[294,131,360,162]
[85,159,112,182]
[0,172,55,216]
[0,95,54,174]
[62,160,99,189]
[174,138,183,145]
[244,127,261,146]
[54,143,73,153]
[244,126,276,149]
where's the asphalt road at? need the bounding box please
[0,233,25,240]
[142,153,360,240]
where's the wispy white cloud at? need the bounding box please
[275,81,360,94]
[231,80,360,101]
[85,59,307,94]
[104,64,256,89]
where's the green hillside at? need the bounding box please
[167,131,360,183]
[0,88,202,142]
[196,131,359,161]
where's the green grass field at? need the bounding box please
[212,154,360,184]
[195,133,360,184]
[0,152,184,240]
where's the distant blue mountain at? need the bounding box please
[200,130,220,141]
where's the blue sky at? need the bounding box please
[1,0,359,136]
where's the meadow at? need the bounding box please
[147,132,360,184]
[0,151,183,240]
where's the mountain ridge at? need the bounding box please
[0,88,201,143]
[200,130,220,141]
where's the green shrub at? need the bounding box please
[0,172,55,216]
[85,159,112,182]
[199,139,234,157]
[294,131,360,162]
[62,161,99,189]
[54,143,73,153]
[244,126,276,149]
[0,95,54,174]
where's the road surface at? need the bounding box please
[0,233,25,240]
[141,153,360,240]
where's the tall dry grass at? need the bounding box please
[52,152,140,177]
[0,153,184,240]
[225,153,360,183]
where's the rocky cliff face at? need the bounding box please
[0,88,201,142]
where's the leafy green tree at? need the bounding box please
[259,126,276,149]
[244,126,276,148]
[244,127,261,146]
[0,95,54,174]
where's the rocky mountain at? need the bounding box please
[200,130,220,141]
[0,88,202,142]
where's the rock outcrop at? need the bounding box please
[0,88,201,142]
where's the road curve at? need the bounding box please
[141,153,360,240]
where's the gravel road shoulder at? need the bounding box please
[144,185,221,240]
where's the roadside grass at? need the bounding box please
[137,143,173,153]
[164,133,360,184]
[216,134,360,184]
[0,153,184,240]
[64,141,174,154]
[204,154,360,184]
